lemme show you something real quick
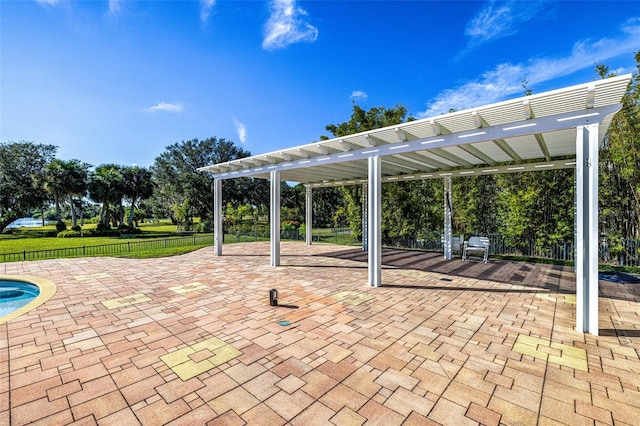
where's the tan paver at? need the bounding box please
[513,334,589,372]
[102,293,151,309]
[2,242,639,424]
[160,336,242,381]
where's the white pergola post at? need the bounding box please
[368,157,381,287]
[443,176,453,260]
[362,183,368,251]
[576,123,599,335]
[270,170,281,266]
[305,185,312,245]
[213,179,222,256]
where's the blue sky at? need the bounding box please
[2,1,639,168]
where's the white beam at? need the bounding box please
[368,156,382,287]
[362,183,368,251]
[213,179,222,256]
[305,186,312,245]
[575,124,599,335]
[443,177,453,260]
[270,170,281,266]
[207,104,621,181]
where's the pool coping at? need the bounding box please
[0,275,57,325]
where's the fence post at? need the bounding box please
[164,238,167,249]
[23,250,26,260]
[82,245,85,256]
[128,241,130,252]
[193,235,196,245]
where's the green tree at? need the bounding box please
[88,164,124,228]
[324,104,411,138]
[172,198,190,230]
[121,166,153,227]
[0,141,56,232]
[322,104,412,239]
[454,175,499,235]
[497,170,574,253]
[151,137,251,227]
[599,51,640,246]
[40,159,89,228]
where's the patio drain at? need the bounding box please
[278,320,291,326]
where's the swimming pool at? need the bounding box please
[0,276,57,324]
[0,280,40,317]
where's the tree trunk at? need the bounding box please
[54,195,62,223]
[119,201,125,227]
[128,200,136,227]
[68,194,77,227]
[101,201,110,227]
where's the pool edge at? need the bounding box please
[0,275,57,325]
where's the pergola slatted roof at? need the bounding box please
[201,74,632,336]
[199,75,631,187]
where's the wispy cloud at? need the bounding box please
[419,18,640,118]
[350,90,368,102]
[465,0,550,48]
[262,0,318,50]
[108,0,122,15]
[200,0,216,23]
[234,118,247,145]
[35,0,62,6]
[145,102,185,113]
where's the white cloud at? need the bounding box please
[419,19,640,118]
[262,0,318,50]
[35,0,62,6]
[108,0,122,15]
[350,90,368,101]
[465,0,550,47]
[234,118,247,145]
[145,102,185,113]
[200,0,216,23]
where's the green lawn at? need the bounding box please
[0,220,192,254]
[0,220,357,262]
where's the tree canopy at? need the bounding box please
[151,137,252,229]
[0,141,57,232]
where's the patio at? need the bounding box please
[1,241,639,425]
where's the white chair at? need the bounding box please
[452,235,463,253]
[441,234,464,253]
[462,236,490,263]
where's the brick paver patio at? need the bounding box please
[1,241,639,425]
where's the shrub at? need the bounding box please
[96,222,110,232]
[71,225,82,232]
[197,219,213,233]
[281,220,299,231]
[57,230,81,238]
[55,221,67,232]
[118,225,142,235]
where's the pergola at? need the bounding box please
[199,74,632,336]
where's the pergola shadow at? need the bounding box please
[317,246,640,303]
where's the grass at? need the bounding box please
[0,220,211,259]
[114,245,212,259]
[0,220,187,254]
[0,220,359,262]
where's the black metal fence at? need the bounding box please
[4,229,638,267]
[1,234,213,263]
[385,232,640,267]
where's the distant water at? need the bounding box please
[7,218,53,228]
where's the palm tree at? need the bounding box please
[41,159,67,226]
[41,159,89,228]
[88,164,124,228]
[65,160,89,228]
[121,166,154,226]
